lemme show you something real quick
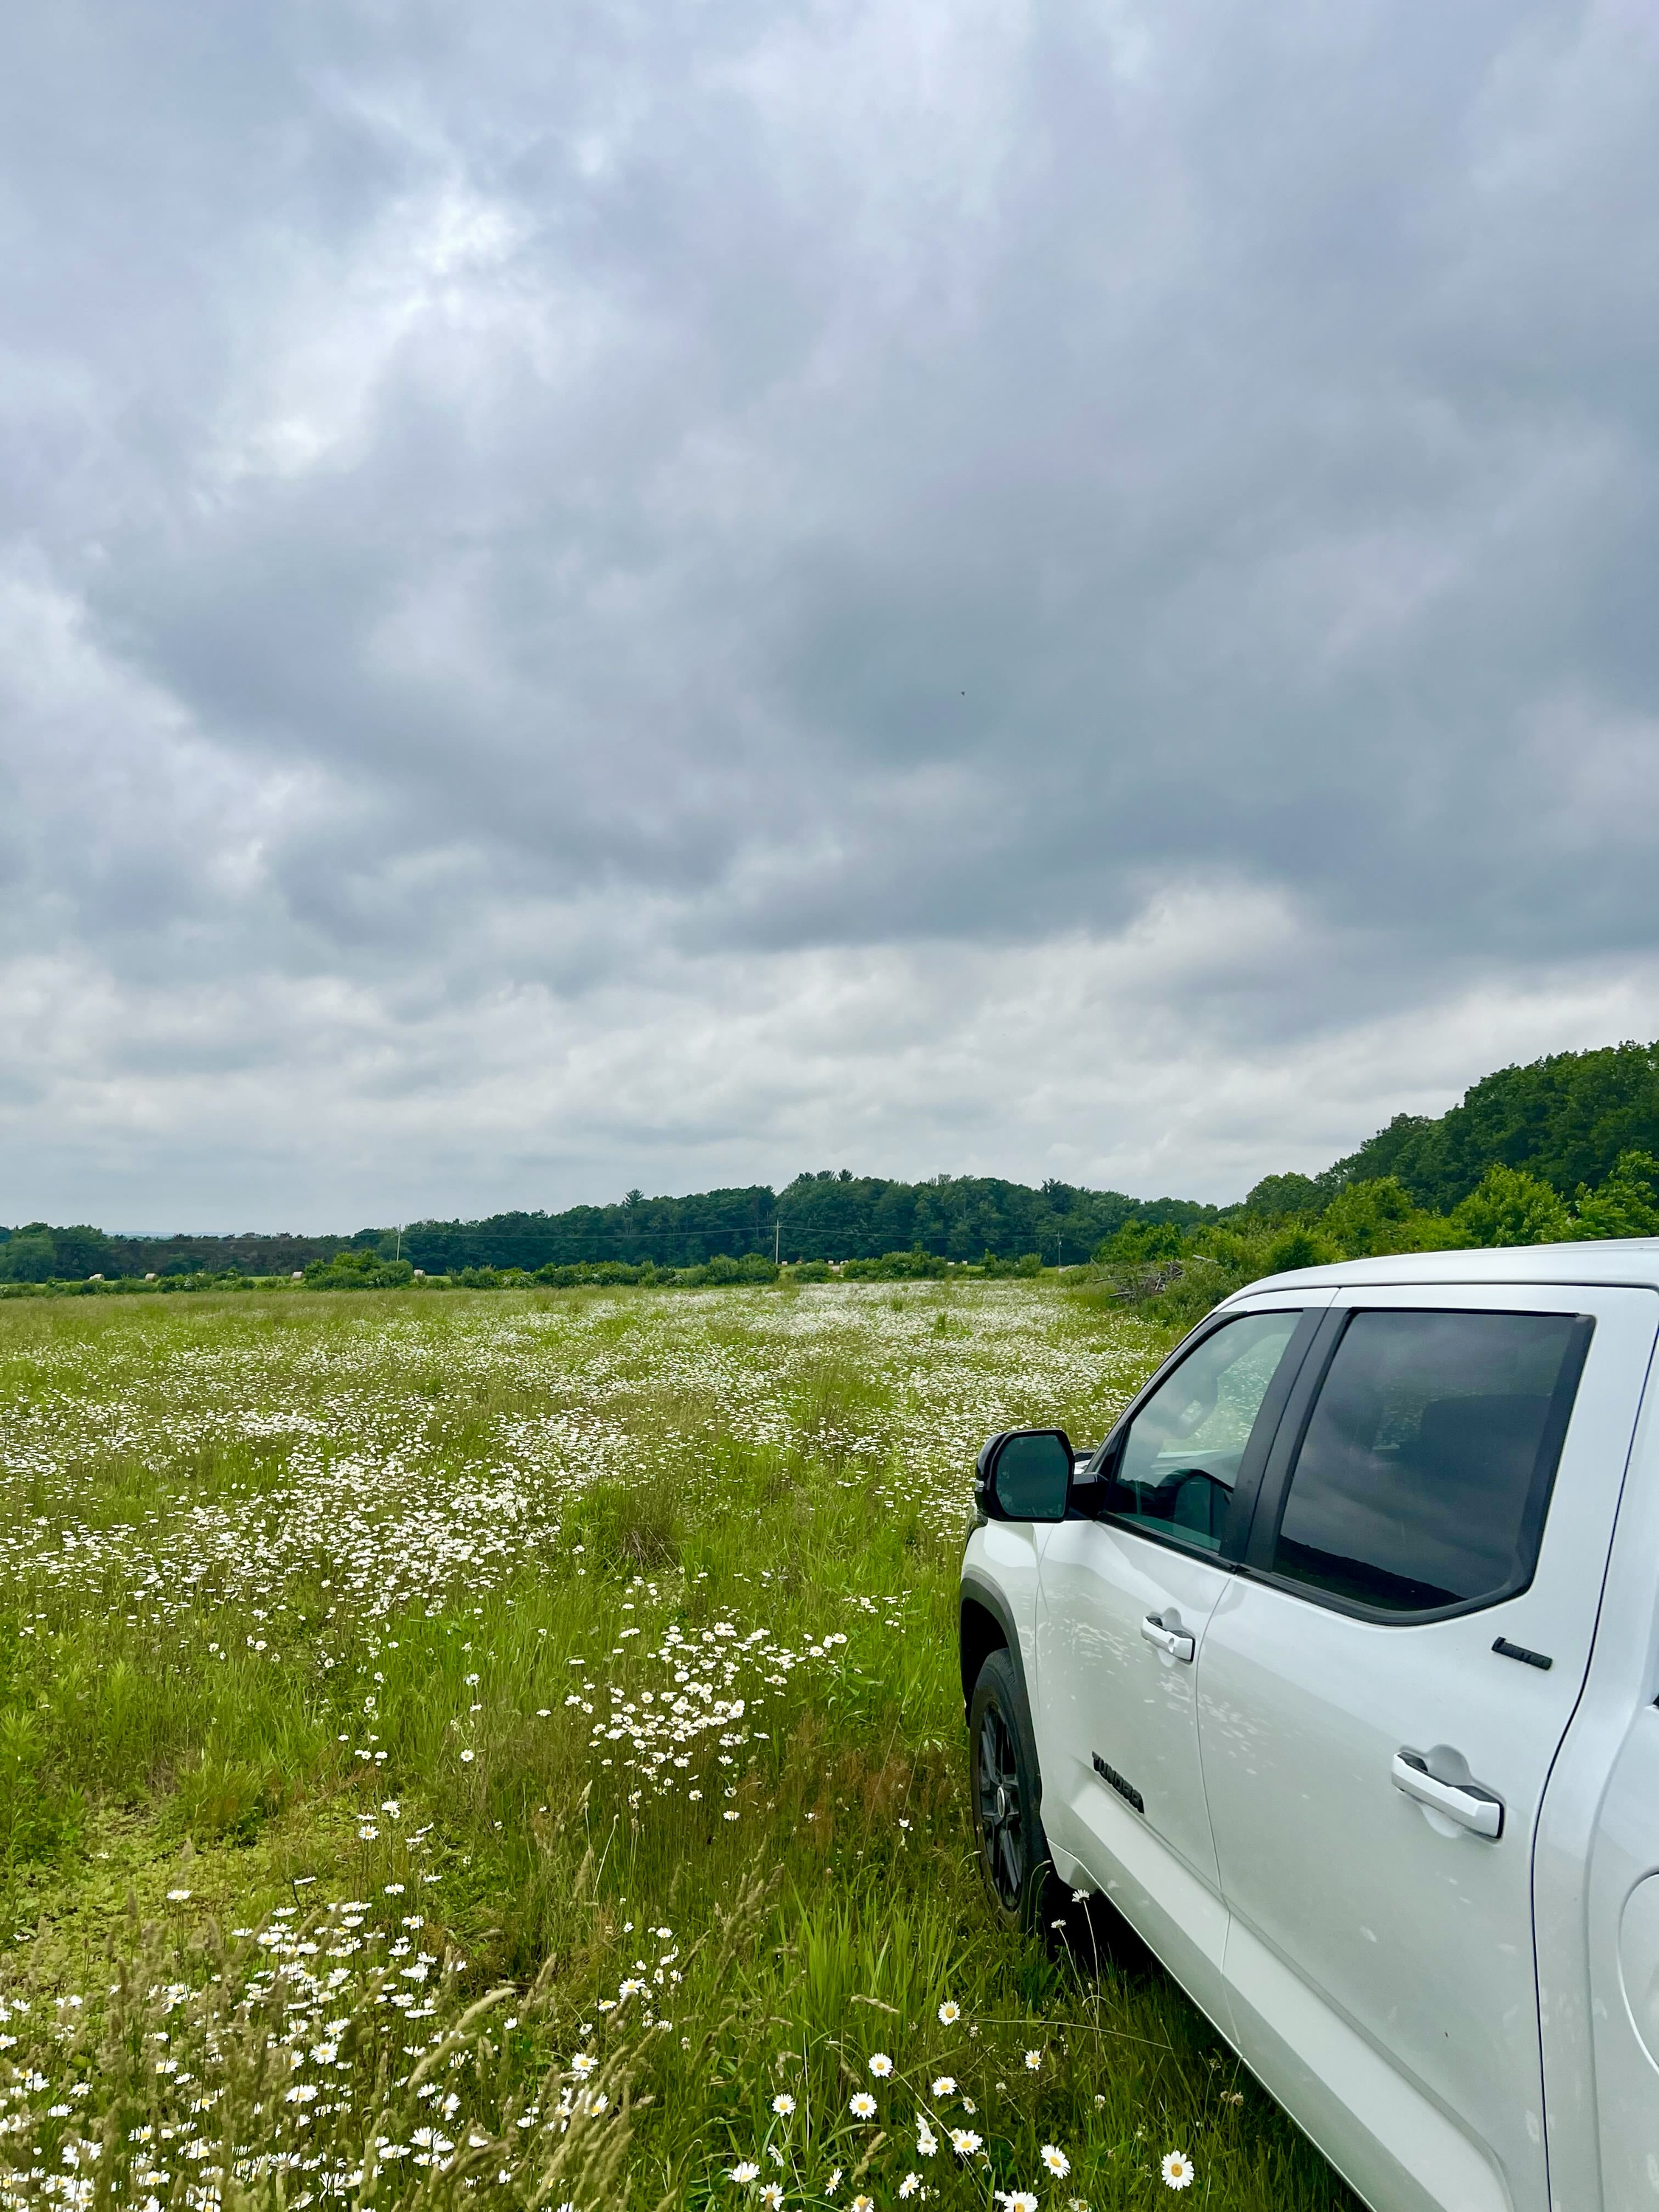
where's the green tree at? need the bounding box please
[1097,1219,1185,1265]
[1320,1178,1455,1259]
[1245,1172,1324,1220]
[1265,1225,1340,1272]
[1571,1150,1659,1239]
[1448,1165,1571,1248]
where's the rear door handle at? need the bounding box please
[1391,1749,1504,1838]
[1141,1613,1194,1663]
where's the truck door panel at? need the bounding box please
[1199,1284,1656,2212]
[1036,1301,1325,2025]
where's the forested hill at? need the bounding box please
[0,1175,1216,1281]
[1319,1037,1659,1211]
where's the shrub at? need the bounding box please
[841,1248,949,1280]
[303,1249,416,1290]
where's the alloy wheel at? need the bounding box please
[977,1698,1024,1909]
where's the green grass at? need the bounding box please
[0,1283,1357,2211]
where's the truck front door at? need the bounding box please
[1197,1284,1656,2212]
[1034,1302,1322,2022]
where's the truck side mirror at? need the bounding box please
[978,1428,1075,1522]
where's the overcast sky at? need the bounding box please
[3,0,1658,1229]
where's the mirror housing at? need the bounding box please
[975,1427,1075,1523]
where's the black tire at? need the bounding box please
[969,1648,1051,1934]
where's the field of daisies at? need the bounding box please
[0,1281,1354,2211]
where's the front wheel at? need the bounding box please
[969,1648,1051,1934]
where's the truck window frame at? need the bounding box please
[1080,1305,1325,1565]
[1240,1304,1596,1625]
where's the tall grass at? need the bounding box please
[0,1285,1354,2210]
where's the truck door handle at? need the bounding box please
[1391,1749,1504,1839]
[1141,1613,1194,1663]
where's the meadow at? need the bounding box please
[0,1281,1354,2212]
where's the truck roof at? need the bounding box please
[1231,1236,1659,1301]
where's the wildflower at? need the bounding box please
[899,2174,922,2199]
[768,2146,786,2167]
[869,2052,893,2078]
[949,2128,982,2157]
[851,2199,875,2212]
[916,2118,938,2157]
[166,1889,191,1902]
[358,1825,379,1842]
[936,2000,960,2025]
[930,2076,956,2096]
[849,2091,877,2118]
[1041,2145,1071,2177]
[825,2171,842,2196]
[1023,2048,1042,2072]
[570,2053,597,2079]
[771,2093,796,2117]
[761,2188,784,2210]
[1161,2151,1195,2190]
[459,1750,475,1764]
[999,2196,1038,2212]
[729,2160,761,2184]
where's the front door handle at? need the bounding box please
[1141,1613,1194,1663]
[1391,1749,1504,1839]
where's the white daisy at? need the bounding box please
[771,2093,796,2117]
[728,2160,760,2184]
[1161,2150,1195,2191]
[936,2000,961,2025]
[1023,2048,1042,2072]
[849,2092,877,2119]
[930,2076,956,2097]
[869,2052,893,2078]
[1041,2145,1071,2177]
[949,2128,982,2157]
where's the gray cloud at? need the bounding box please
[3,0,1658,1224]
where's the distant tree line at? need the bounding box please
[0,1175,1214,1282]
[7,1036,1659,1287]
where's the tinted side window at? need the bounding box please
[1273,1309,1592,1615]
[1105,1310,1304,1554]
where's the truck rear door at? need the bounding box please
[1196,1283,1657,2212]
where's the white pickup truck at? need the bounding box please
[960,1243,1659,2212]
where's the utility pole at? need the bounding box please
[774,1216,782,1265]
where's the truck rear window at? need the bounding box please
[1271,1308,1593,1616]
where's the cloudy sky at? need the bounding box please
[4,0,1658,1228]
